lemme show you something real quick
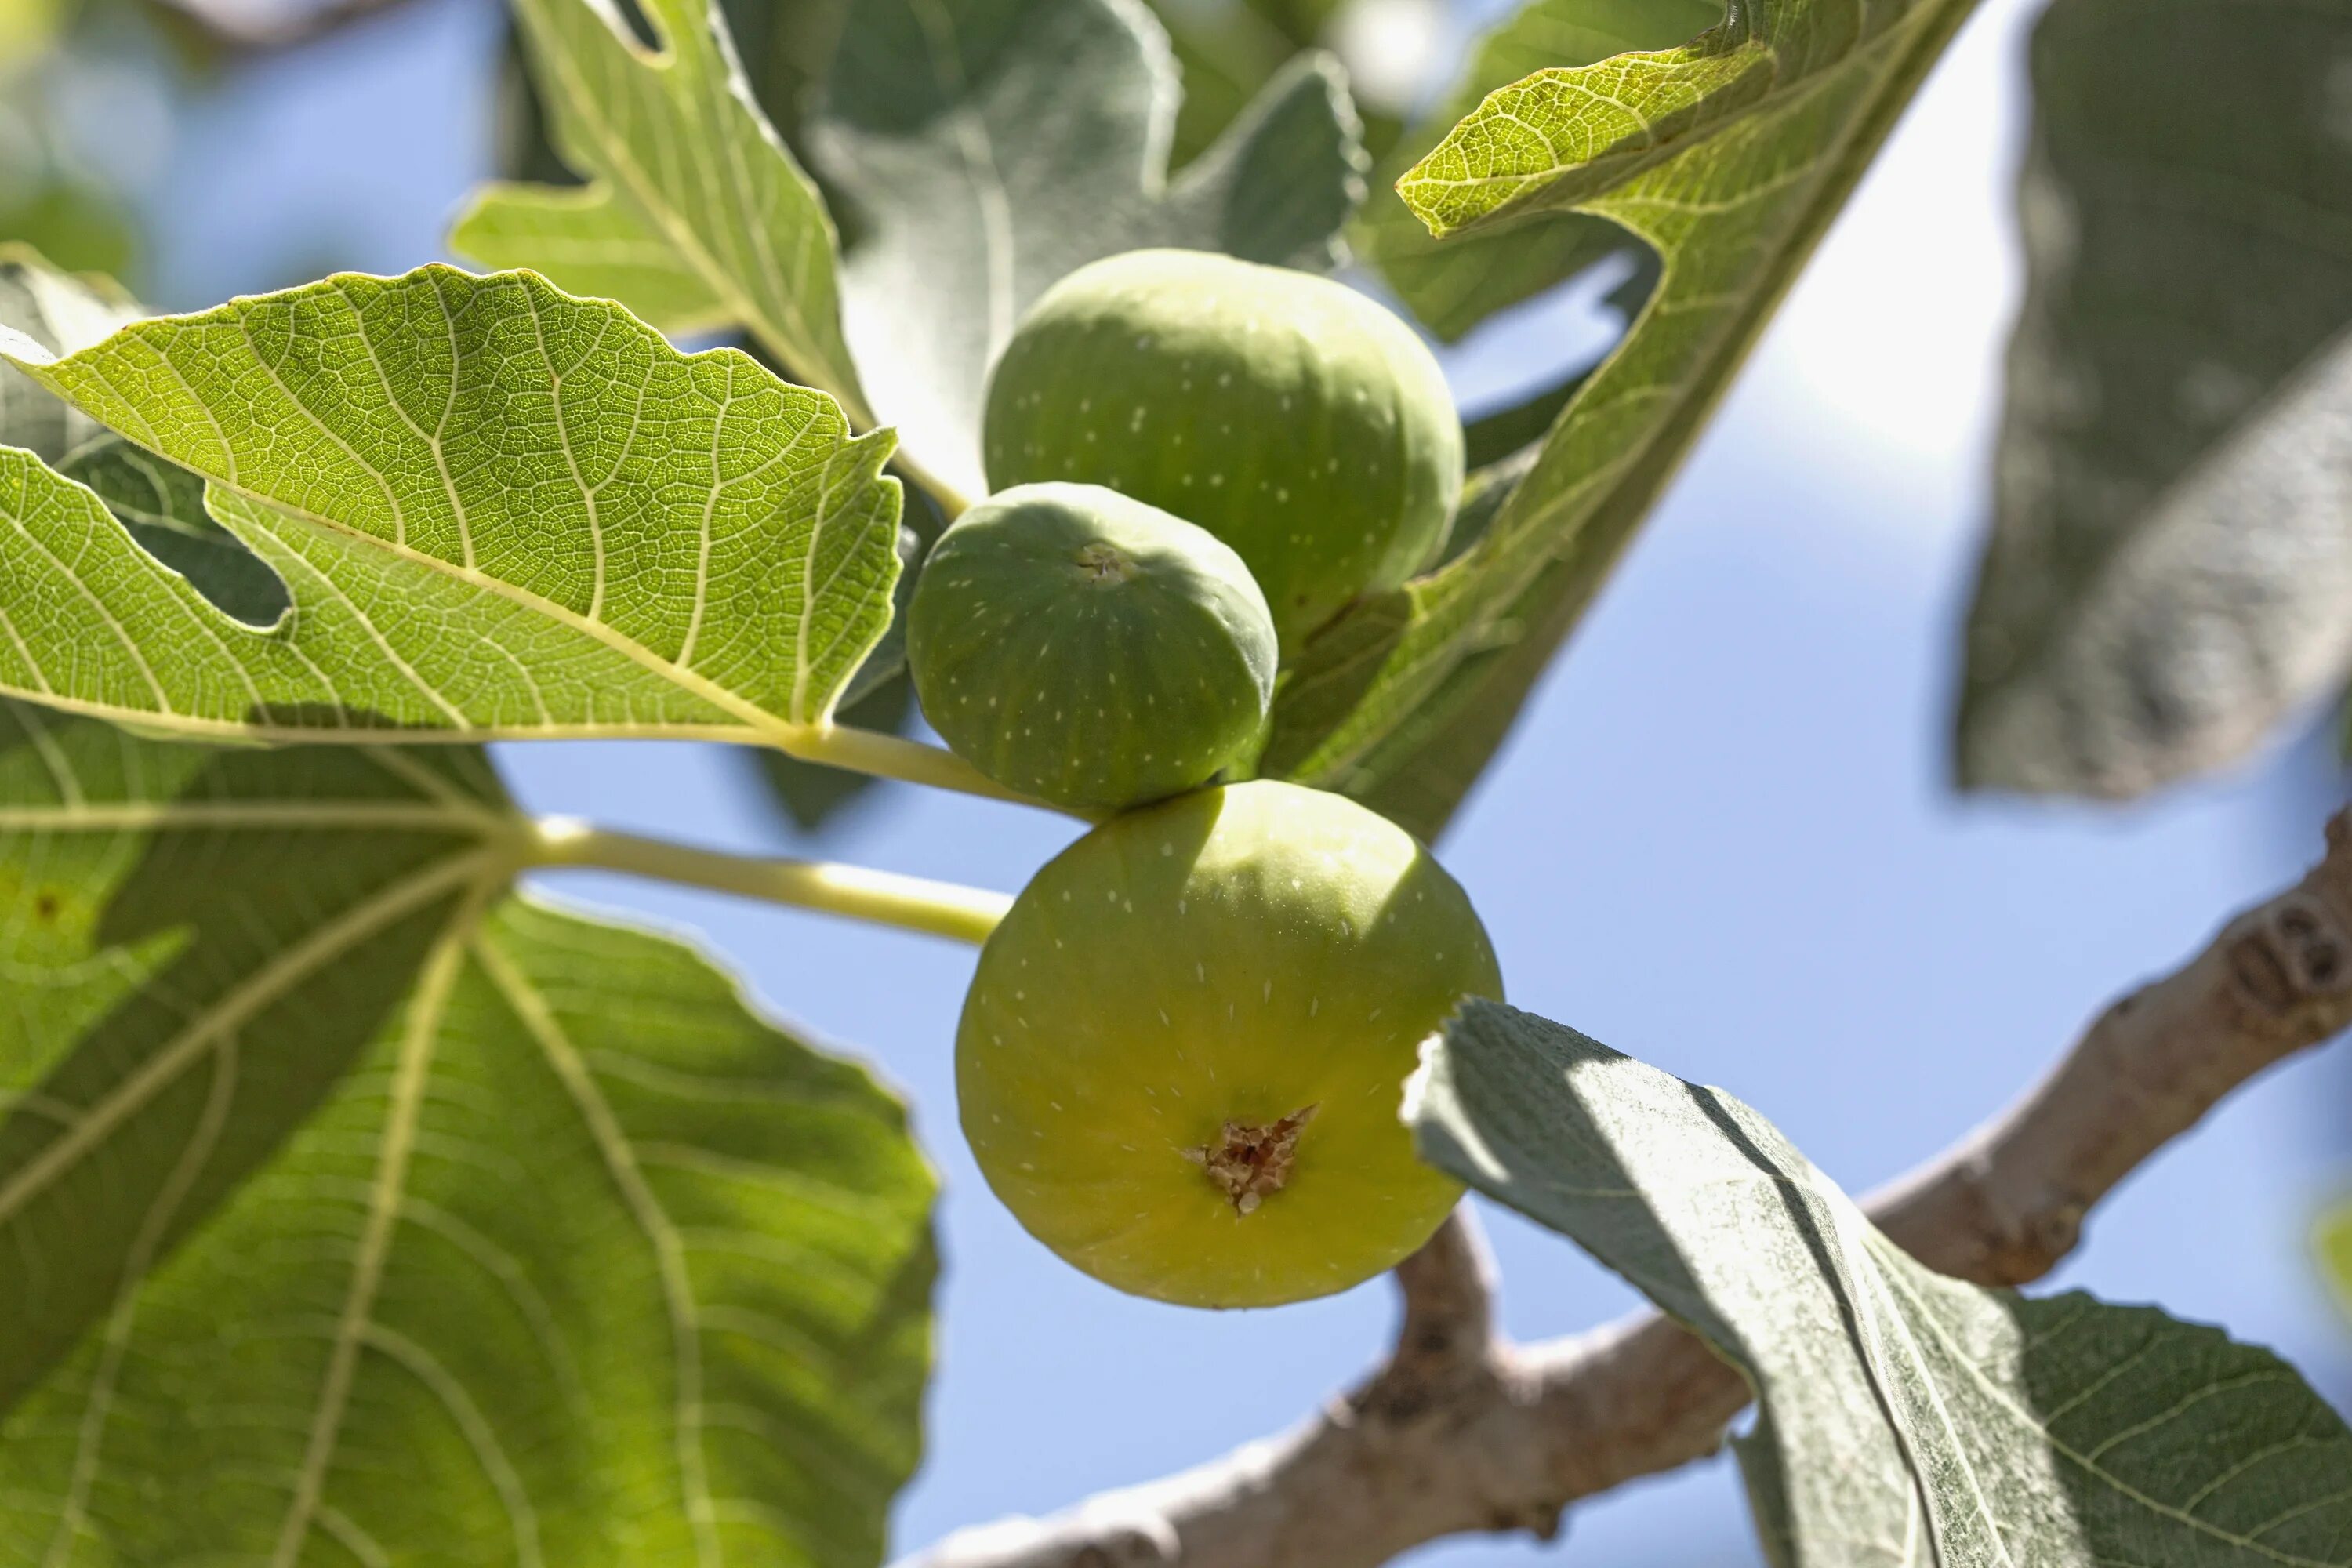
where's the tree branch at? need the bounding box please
[904,809,2352,1568]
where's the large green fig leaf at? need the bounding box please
[805,0,1369,504]
[1958,0,2352,799]
[0,702,935,1564]
[1352,0,1717,344]
[451,0,869,419]
[1411,1000,2352,1567]
[1262,0,1976,840]
[0,267,905,745]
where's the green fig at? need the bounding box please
[959,780,1502,1308]
[983,249,1465,649]
[907,482,1277,811]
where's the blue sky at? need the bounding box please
[78,0,2352,1559]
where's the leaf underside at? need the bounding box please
[1958,0,2352,799]
[0,701,935,1565]
[807,0,1369,500]
[1414,1000,2352,1568]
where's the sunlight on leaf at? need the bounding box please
[1352,0,1715,343]
[452,184,735,338]
[0,267,903,745]
[1413,1000,2352,1567]
[1264,0,1977,841]
[0,703,935,1565]
[454,0,869,416]
[1399,0,1913,238]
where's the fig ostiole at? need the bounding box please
[983,249,1465,651]
[957,780,1503,1308]
[907,481,1279,812]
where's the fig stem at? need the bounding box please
[774,722,1083,816]
[526,818,1011,945]
[893,450,972,523]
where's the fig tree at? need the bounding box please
[958,779,1502,1308]
[907,481,1277,811]
[982,249,1465,649]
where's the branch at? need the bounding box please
[904,810,2352,1568]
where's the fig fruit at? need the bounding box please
[958,780,1501,1308]
[907,481,1277,811]
[983,249,1465,649]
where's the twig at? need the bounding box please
[902,810,2352,1568]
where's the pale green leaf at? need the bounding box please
[0,267,905,745]
[0,245,136,464]
[1412,1000,2352,1567]
[1262,0,1975,840]
[0,702,935,1563]
[1399,0,1912,238]
[807,0,1368,501]
[1959,0,2352,799]
[450,183,735,337]
[1353,0,1715,343]
[456,0,869,417]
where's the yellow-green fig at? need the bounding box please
[958,780,1502,1308]
[907,481,1277,811]
[982,249,1465,649]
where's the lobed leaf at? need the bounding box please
[1264,0,1977,840]
[0,266,905,745]
[453,0,868,416]
[1958,0,2352,799]
[1412,1000,2352,1567]
[806,0,1369,503]
[0,704,936,1564]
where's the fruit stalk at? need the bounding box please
[771,721,1079,813]
[527,818,1011,945]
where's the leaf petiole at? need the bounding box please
[526,817,1011,946]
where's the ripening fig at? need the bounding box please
[982,249,1465,649]
[958,780,1501,1308]
[907,481,1278,811]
